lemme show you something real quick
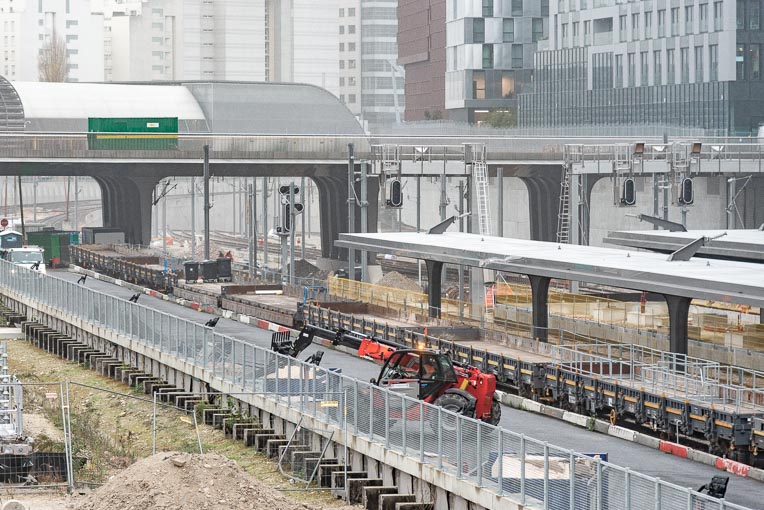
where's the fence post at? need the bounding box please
[477,424,483,487]
[544,442,550,509]
[152,390,158,455]
[625,468,631,510]
[520,434,526,504]
[569,452,576,510]
[655,478,662,510]
[596,457,602,510]
[456,415,463,480]
[437,407,443,470]
[497,431,504,496]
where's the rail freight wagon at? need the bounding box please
[26,231,79,268]
[87,117,178,150]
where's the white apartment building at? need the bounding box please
[339,0,362,116]
[0,0,105,82]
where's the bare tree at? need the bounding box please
[38,31,69,82]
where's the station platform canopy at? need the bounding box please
[337,232,764,307]
[603,229,764,263]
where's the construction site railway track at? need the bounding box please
[66,244,764,468]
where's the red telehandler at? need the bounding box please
[272,324,501,425]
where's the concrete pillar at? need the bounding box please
[520,174,562,242]
[425,260,443,318]
[98,175,160,245]
[529,275,551,342]
[760,306,763,325]
[314,172,380,264]
[664,294,692,356]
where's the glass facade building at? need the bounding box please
[519,0,764,134]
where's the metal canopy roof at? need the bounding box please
[336,232,764,306]
[603,229,764,263]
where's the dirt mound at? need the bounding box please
[376,271,422,293]
[71,452,320,510]
[289,259,330,280]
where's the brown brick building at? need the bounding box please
[397,0,446,121]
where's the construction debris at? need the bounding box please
[376,271,423,293]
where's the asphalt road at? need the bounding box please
[47,270,763,508]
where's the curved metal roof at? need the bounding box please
[0,76,24,131]
[1,79,362,135]
[11,81,206,121]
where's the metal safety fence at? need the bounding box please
[0,261,752,510]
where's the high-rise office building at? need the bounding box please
[520,0,763,134]
[339,0,363,116]
[398,0,546,124]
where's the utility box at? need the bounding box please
[0,230,23,249]
[81,227,125,245]
[183,261,199,284]
[200,260,218,282]
[217,257,232,282]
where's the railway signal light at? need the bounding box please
[387,178,403,208]
[279,202,304,234]
[679,177,694,205]
[279,184,300,196]
[620,178,636,206]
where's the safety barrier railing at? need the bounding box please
[553,344,764,412]
[0,261,752,510]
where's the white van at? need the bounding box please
[1,247,46,273]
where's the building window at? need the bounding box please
[751,0,761,30]
[671,7,679,36]
[644,11,652,39]
[685,6,693,34]
[632,13,639,40]
[483,44,494,69]
[348,25,356,34]
[483,0,494,17]
[348,8,355,16]
[709,44,718,80]
[339,77,345,86]
[584,20,591,45]
[573,21,580,46]
[737,0,745,29]
[750,44,761,79]
[737,45,745,79]
[473,71,486,99]
[640,51,649,86]
[680,47,689,82]
[474,18,485,43]
[348,59,356,69]
[339,60,345,69]
[348,42,356,52]
[667,48,675,83]
[654,50,662,84]
[541,0,549,16]
[615,54,623,87]
[561,23,568,46]
[503,18,514,42]
[348,94,356,104]
[511,44,523,68]
[532,18,543,42]
[512,0,523,16]
[501,71,515,98]
[340,42,345,52]
[695,45,704,81]
[714,2,723,31]
[339,8,344,17]
[699,4,708,33]
[628,52,635,87]
[658,10,665,37]
[619,15,627,42]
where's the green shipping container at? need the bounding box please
[27,231,79,268]
[87,117,179,150]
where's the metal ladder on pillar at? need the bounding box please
[473,160,491,236]
[556,165,571,244]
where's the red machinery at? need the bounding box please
[272,325,501,425]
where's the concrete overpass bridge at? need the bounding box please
[1,78,763,262]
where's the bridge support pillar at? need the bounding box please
[425,260,443,318]
[314,171,379,265]
[529,275,550,342]
[520,174,562,242]
[96,175,160,246]
[664,294,691,356]
[760,306,763,325]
